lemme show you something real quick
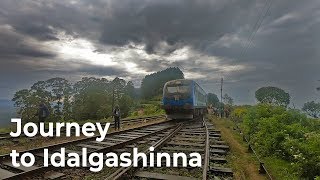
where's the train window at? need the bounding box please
[166,85,190,94]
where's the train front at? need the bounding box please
[162,79,194,119]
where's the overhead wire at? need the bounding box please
[240,0,273,59]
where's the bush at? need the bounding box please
[128,101,165,118]
[240,104,320,178]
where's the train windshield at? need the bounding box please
[166,85,190,94]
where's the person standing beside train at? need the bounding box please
[113,105,121,130]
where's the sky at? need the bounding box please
[0,0,319,107]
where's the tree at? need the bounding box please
[255,86,290,107]
[112,77,126,103]
[73,77,112,120]
[207,93,219,107]
[72,77,134,120]
[223,93,234,106]
[302,101,320,118]
[46,78,71,119]
[12,89,36,122]
[125,81,135,98]
[12,76,136,121]
[141,67,184,99]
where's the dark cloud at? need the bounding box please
[0,0,319,107]
[0,26,56,59]
[99,0,256,53]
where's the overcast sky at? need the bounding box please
[0,0,319,106]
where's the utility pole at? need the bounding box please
[220,78,223,118]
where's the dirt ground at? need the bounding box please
[210,116,267,180]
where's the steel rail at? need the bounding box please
[106,123,184,180]
[4,122,176,180]
[0,116,168,161]
[202,117,210,180]
[0,115,165,141]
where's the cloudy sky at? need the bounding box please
[0,0,319,106]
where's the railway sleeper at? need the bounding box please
[134,171,198,180]
[0,168,17,179]
[210,157,227,163]
[2,160,39,172]
[174,134,206,139]
[76,144,105,150]
[162,146,204,152]
[210,148,227,155]
[209,166,233,176]
[210,140,226,145]
[172,137,205,142]
[90,141,116,146]
[166,142,205,147]
[209,133,221,137]
[210,145,230,150]
[43,171,65,179]
[143,158,204,168]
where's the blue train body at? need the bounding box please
[162,79,207,119]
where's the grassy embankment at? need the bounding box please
[210,115,303,179]
[229,104,320,180]
[209,115,266,180]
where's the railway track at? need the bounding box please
[0,116,233,180]
[107,117,233,180]
[0,115,165,142]
[0,116,173,180]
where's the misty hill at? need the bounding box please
[0,99,15,126]
[0,99,13,107]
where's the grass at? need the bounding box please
[208,115,267,180]
[0,127,10,133]
[263,157,298,180]
[127,102,165,118]
[215,115,302,179]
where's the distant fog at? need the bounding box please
[0,100,15,127]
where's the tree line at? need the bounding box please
[254,86,320,118]
[12,67,186,122]
[12,77,136,122]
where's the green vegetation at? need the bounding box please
[233,104,320,179]
[11,67,183,124]
[12,77,136,122]
[207,93,219,107]
[210,116,265,180]
[141,67,184,99]
[302,101,320,118]
[0,127,10,133]
[255,86,290,107]
[128,95,165,118]
[223,93,234,106]
[227,86,320,179]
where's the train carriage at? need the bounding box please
[162,79,207,119]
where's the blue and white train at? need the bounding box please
[162,79,207,119]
